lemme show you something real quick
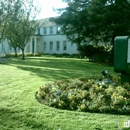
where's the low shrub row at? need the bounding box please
[6,53,43,57]
[35,74,130,114]
[45,53,80,58]
[6,53,80,58]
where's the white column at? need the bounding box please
[30,38,33,53]
[34,38,37,53]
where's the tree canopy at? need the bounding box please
[54,0,130,45]
[2,0,41,59]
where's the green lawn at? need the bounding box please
[0,57,129,130]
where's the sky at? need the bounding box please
[35,0,67,19]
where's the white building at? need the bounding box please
[0,18,78,56]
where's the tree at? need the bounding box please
[0,0,14,42]
[14,19,40,60]
[54,0,130,45]
[3,0,41,60]
[4,20,19,57]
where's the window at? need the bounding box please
[56,41,60,51]
[50,41,53,50]
[37,28,40,35]
[63,41,67,50]
[44,28,47,34]
[35,28,40,35]
[57,26,61,34]
[2,44,3,50]
[50,27,53,34]
[44,42,47,50]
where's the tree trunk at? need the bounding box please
[14,47,18,57]
[21,49,25,60]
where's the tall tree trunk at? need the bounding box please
[21,49,25,60]
[14,47,18,57]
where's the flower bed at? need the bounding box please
[35,74,130,114]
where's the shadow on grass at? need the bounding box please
[7,57,114,80]
[0,108,53,130]
[16,65,87,80]
[7,57,89,69]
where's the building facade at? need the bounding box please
[0,18,78,56]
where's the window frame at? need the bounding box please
[63,41,67,50]
[50,27,53,34]
[50,41,53,50]
[56,41,60,51]
[44,27,47,34]
[43,42,47,50]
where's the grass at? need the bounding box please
[0,56,129,130]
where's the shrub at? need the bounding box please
[17,53,22,57]
[7,53,22,57]
[25,53,34,56]
[44,53,80,58]
[35,74,130,114]
[33,53,42,56]
[7,53,16,57]
[78,44,95,60]
[77,44,112,63]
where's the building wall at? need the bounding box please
[0,40,21,55]
[24,23,78,54]
[0,40,15,54]
[41,35,77,54]
[0,18,78,55]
